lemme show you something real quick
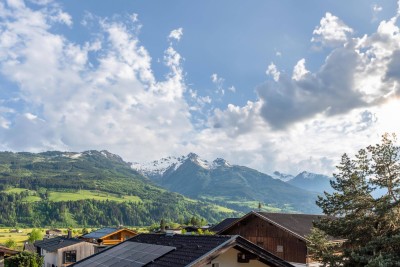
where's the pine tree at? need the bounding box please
[312,133,400,266]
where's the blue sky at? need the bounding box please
[0,0,399,175]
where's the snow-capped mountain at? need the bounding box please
[270,171,294,182]
[133,153,231,179]
[133,153,320,213]
[288,171,334,193]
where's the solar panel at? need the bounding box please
[74,242,176,267]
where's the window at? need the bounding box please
[64,250,77,263]
[277,245,283,253]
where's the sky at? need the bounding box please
[0,0,400,176]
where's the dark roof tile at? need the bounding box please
[255,212,325,239]
[209,217,239,232]
[82,227,118,239]
[34,237,83,252]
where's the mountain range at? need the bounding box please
[133,153,330,213]
[0,150,237,227]
[0,150,335,227]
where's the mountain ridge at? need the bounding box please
[133,153,322,213]
[0,150,237,227]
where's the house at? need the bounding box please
[0,246,19,267]
[81,227,137,246]
[217,211,343,265]
[35,236,95,267]
[71,233,295,267]
[46,229,63,237]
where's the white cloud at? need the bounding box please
[265,62,280,81]
[1,0,400,178]
[292,58,309,81]
[207,5,400,174]
[168,27,183,41]
[130,13,138,22]
[0,1,194,161]
[311,12,353,47]
[211,73,225,96]
[227,86,236,93]
[373,4,383,13]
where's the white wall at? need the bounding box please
[56,242,95,266]
[205,247,271,267]
[43,249,57,267]
[42,242,95,267]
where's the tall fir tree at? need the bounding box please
[309,133,400,266]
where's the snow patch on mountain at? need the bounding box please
[133,153,233,178]
[295,171,330,180]
[132,156,183,177]
[270,171,294,182]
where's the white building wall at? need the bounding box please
[205,247,271,267]
[57,242,95,267]
[41,242,95,267]
[43,249,57,267]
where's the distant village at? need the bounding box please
[0,210,340,267]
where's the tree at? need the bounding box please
[5,251,44,267]
[28,229,43,243]
[160,219,166,231]
[81,227,89,235]
[310,133,400,266]
[4,238,16,249]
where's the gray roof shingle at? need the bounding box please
[82,227,118,239]
[35,237,83,252]
[209,218,239,233]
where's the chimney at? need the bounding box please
[67,229,72,239]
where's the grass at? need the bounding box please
[200,195,285,213]
[48,190,142,203]
[3,187,142,203]
[21,195,42,202]
[4,188,35,194]
[0,228,35,250]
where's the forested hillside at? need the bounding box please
[0,151,237,227]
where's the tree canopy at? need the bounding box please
[5,252,43,267]
[28,229,43,243]
[308,133,400,266]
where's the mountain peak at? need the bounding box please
[271,171,294,182]
[212,158,231,167]
[187,152,199,159]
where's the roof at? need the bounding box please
[209,218,239,233]
[23,242,36,253]
[71,233,294,267]
[34,237,84,252]
[82,227,118,239]
[0,245,19,255]
[72,241,176,267]
[218,211,332,241]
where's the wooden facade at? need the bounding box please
[219,213,309,263]
[83,228,137,246]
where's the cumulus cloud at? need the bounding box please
[1,0,400,177]
[311,12,353,47]
[292,58,309,81]
[206,5,400,174]
[266,62,280,81]
[253,9,400,130]
[168,27,183,41]
[0,1,193,160]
